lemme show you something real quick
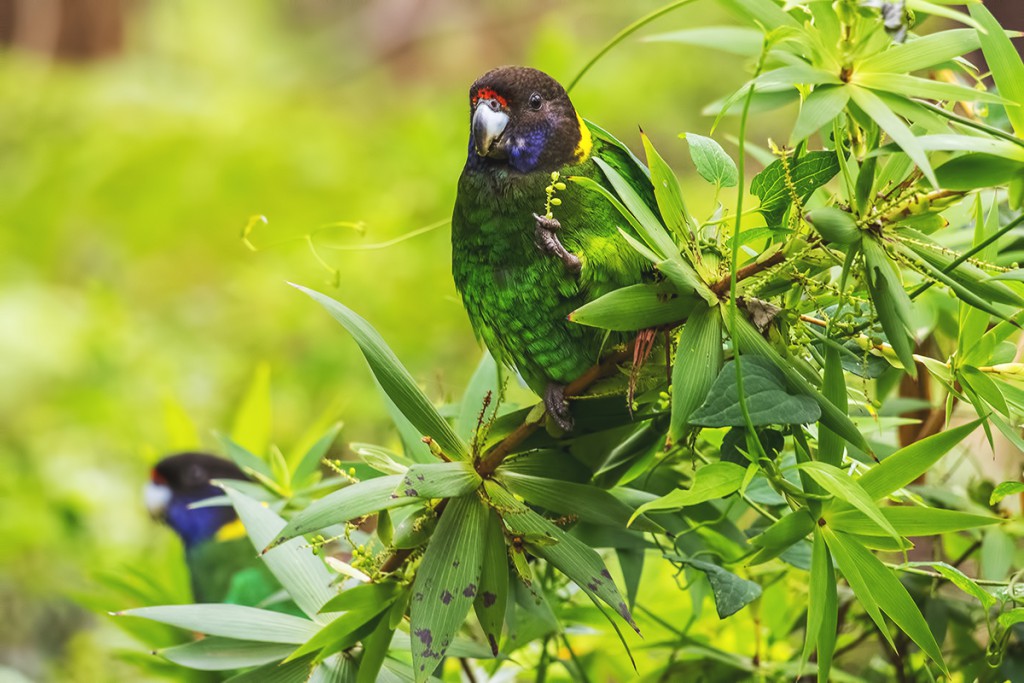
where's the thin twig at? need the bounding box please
[710,250,785,296]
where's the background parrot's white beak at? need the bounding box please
[143,482,172,519]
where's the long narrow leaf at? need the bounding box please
[117,605,318,644]
[270,475,410,548]
[671,303,723,440]
[970,3,1024,137]
[293,285,468,461]
[857,419,981,499]
[410,494,487,681]
[224,486,337,621]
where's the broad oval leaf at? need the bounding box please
[684,132,738,188]
[751,151,840,226]
[690,356,821,428]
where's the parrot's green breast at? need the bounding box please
[452,135,648,393]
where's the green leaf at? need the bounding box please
[998,609,1024,630]
[849,86,937,189]
[750,151,840,226]
[857,419,981,500]
[643,131,695,239]
[856,72,1010,105]
[288,609,386,661]
[858,28,982,74]
[486,482,638,633]
[158,638,296,671]
[644,26,764,57]
[118,605,318,644]
[791,85,850,144]
[630,461,746,521]
[800,463,900,543]
[310,654,357,683]
[829,506,1000,536]
[684,133,738,188]
[802,530,837,681]
[231,362,272,458]
[679,558,761,619]
[898,244,1021,326]
[224,486,337,621]
[719,0,800,29]
[496,469,656,531]
[318,582,400,615]
[804,207,861,245]
[223,654,316,683]
[905,562,997,609]
[818,345,847,467]
[569,282,697,331]
[991,481,1024,505]
[473,508,509,656]
[823,529,946,670]
[730,307,869,452]
[410,494,487,681]
[671,303,723,440]
[590,157,676,259]
[690,356,822,427]
[293,422,342,486]
[293,285,469,461]
[397,461,481,499]
[355,614,395,683]
[861,236,917,377]
[217,432,274,481]
[270,475,411,548]
[969,3,1024,137]
[749,509,816,565]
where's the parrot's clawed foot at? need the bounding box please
[544,382,574,432]
[533,213,582,275]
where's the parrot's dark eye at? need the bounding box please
[528,92,543,110]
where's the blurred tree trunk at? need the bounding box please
[0,0,126,60]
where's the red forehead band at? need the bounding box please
[151,469,167,485]
[472,88,507,107]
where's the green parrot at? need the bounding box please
[145,452,281,606]
[452,66,654,430]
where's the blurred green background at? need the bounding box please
[3,1,1012,680]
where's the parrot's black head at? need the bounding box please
[145,452,248,549]
[467,66,592,174]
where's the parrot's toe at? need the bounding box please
[533,213,581,276]
[544,382,574,432]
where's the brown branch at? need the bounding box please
[379,347,633,575]
[475,348,633,476]
[709,250,785,296]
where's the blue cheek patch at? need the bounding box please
[508,127,549,173]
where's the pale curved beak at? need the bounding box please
[473,100,509,158]
[144,482,172,520]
